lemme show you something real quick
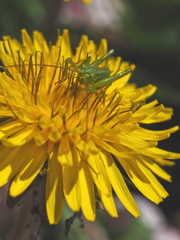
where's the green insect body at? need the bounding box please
[65,49,132,93]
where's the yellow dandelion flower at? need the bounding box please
[0,29,179,224]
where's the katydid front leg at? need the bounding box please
[63,57,80,79]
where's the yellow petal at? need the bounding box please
[137,159,169,200]
[88,153,111,196]
[137,126,179,141]
[57,136,73,166]
[46,145,64,224]
[2,123,40,146]
[98,190,118,217]
[21,29,34,52]
[143,147,180,159]
[119,157,168,203]
[117,134,158,149]
[140,155,172,181]
[56,29,72,58]
[9,144,48,196]
[79,161,95,221]
[0,120,24,139]
[0,141,38,187]
[92,135,137,158]
[76,139,98,155]
[100,150,140,217]
[63,145,81,212]
[86,140,111,196]
[154,157,175,166]
[33,30,48,52]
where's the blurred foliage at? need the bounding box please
[120,0,180,107]
[40,203,151,240]
[0,0,46,38]
[124,0,180,56]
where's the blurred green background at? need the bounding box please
[0,0,180,239]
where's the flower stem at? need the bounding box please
[9,182,44,240]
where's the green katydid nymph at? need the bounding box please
[1,49,132,93]
[64,49,132,93]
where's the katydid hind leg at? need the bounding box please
[90,49,114,68]
[94,68,132,89]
